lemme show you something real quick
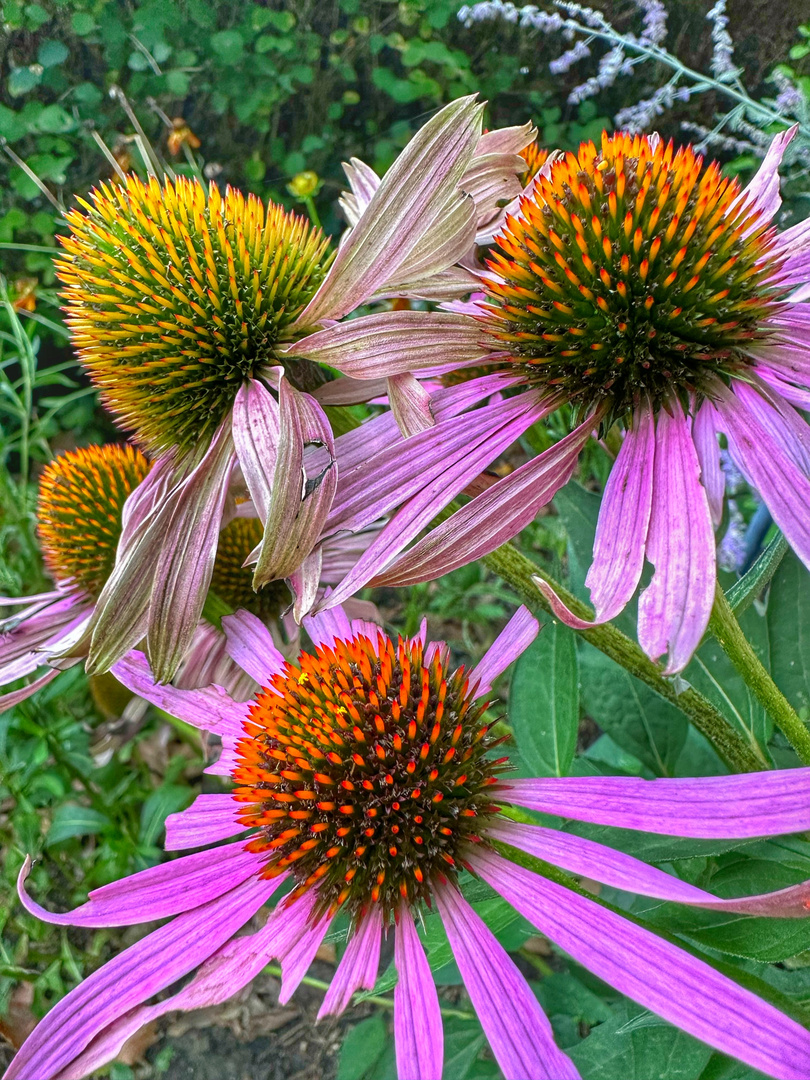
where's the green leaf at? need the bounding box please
[510,620,579,777]
[210,30,245,65]
[8,66,43,97]
[767,551,810,719]
[70,12,96,35]
[46,804,111,846]
[649,905,810,963]
[579,644,688,775]
[336,1015,389,1080]
[139,784,190,845]
[35,105,75,134]
[569,1002,714,1079]
[37,40,70,68]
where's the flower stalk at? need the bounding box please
[481,541,767,773]
[708,583,810,765]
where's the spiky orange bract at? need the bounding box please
[232,632,506,921]
[485,131,786,421]
[520,140,549,184]
[37,444,149,597]
[210,518,291,621]
[56,176,333,455]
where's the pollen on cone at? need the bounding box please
[56,175,333,455]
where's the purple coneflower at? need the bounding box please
[297,127,810,672]
[0,445,378,707]
[56,97,531,681]
[7,606,810,1080]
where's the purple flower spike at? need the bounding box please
[7,608,810,1080]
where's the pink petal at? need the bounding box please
[435,882,580,1080]
[373,412,593,589]
[501,769,810,837]
[221,609,287,685]
[0,668,61,710]
[468,606,539,695]
[288,547,323,621]
[637,400,716,673]
[4,875,278,1080]
[489,819,810,916]
[111,651,247,737]
[473,849,810,1080]
[318,906,383,1018]
[303,602,354,650]
[737,124,798,223]
[276,894,333,1004]
[692,399,724,528]
[164,793,244,851]
[387,372,435,436]
[394,905,443,1080]
[16,845,262,927]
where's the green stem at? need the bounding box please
[482,542,765,773]
[708,584,810,764]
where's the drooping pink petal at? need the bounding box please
[489,819,810,916]
[50,890,292,1080]
[339,157,380,227]
[164,793,245,851]
[468,606,539,696]
[288,311,488,379]
[0,593,89,667]
[731,377,810,473]
[253,380,337,588]
[146,420,236,682]
[713,380,810,568]
[435,882,580,1080]
[312,374,391,405]
[288,547,323,621]
[387,372,435,436]
[0,668,61,710]
[637,400,716,673]
[371,412,593,590]
[692,400,724,528]
[756,364,810,411]
[276,895,333,1004]
[4,874,279,1080]
[221,610,287,686]
[16,844,262,926]
[318,906,383,1018]
[472,849,810,1080]
[232,378,281,520]
[736,124,798,224]
[296,96,482,325]
[501,769,810,837]
[111,651,247,738]
[394,905,443,1080]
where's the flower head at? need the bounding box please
[58,176,331,454]
[519,138,549,184]
[486,131,784,423]
[233,629,503,918]
[8,607,810,1080]
[37,443,149,598]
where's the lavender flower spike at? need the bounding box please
[7,609,810,1080]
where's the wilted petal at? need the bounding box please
[288,311,488,379]
[737,124,798,224]
[388,372,435,436]
[297,96,482,325]
[253,380,337,587]
[232,378,281,519]
[288,547,323,621]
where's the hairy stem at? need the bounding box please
[482,541,765,773]
[709,584,810,764]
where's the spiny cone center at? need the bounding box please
[485,131,786,419]
[232,633,506,920]
[211,518,291,621]
[57,176,332,454]
[37,444,149,598]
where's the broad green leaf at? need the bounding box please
[536,972,612,1026]
[46,804,111,846]
[579,644,688,776]
[336,1015,389,1080]
[510,620,579,777]
[639,902,810,963]
[767,551,810,719]
[568,1002,714,1079]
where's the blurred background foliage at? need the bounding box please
[3,2,810,1078]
